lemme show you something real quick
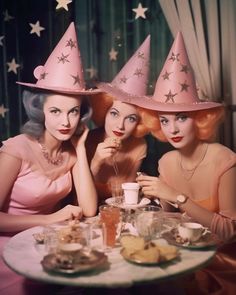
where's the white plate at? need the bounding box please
[105,197,151,209]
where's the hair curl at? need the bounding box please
[142,106,225,142]
[89,92,150,138]
[21,90,92,138]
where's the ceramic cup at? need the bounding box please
[122,182,140,205]
[177,222,206,242]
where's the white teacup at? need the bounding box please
[177,222,206,242]
[122,182,140,205]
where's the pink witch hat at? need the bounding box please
[96,35,150,103]
[136,32,222,112]
[17,22,100,95]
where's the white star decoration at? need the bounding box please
[109,48,118,61]
[29,21,45,37]
[7,58,20,74]
[132,3,148,20]
[3,10,14,22]
[0,36,4,46]
[86,67,97,79]
[0,104,9,118]
[56,0,72,11]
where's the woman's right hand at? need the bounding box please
[94,137,121,163]
[48,205,83,224]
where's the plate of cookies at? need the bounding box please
[120,235,179,266]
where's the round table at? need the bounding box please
[3,225,216,288]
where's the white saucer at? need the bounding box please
[105,197,151,209]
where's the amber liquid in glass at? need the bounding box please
[100,207,120,247]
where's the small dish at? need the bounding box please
[105,197,150,209]
[162,228,220,249]
[41,250,108,274]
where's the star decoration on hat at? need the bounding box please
[0,36,4,46]
[133,68,144,78]
[165,90,177,103]
[39,72,48,80]
[162,71,172,80]
[180,64,190,74]
[169,52,180,62]
[0,104,9,118]
[57,53,70,64]
[119,76,128,84]
[180,81,190,92]
[29,21,45,37]
[71,73,81,85]
[66,38,76,49]
[3,10,14,22]
[109,47,118,61]
[137,51,145,59]
[7,58,20,74]
[132,3,148,19]
[86,67,97,79]
[56,0,72,11]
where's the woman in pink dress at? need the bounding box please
[0,23,98,295]
[136,32,236,295]
[86,36,152,204]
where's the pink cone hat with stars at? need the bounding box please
[136,32,222,112]
[96,35,150,104]
[17,22,100,95]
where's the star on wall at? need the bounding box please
[109,48,118,61]
[0,36,4,46]
[56,0,72,11]
[86,67,97,79]
[29,21,45,37]
[3,10,14,22]
[7,58,20,74]
[132,3,148,20]
[0,104,9,118]
[165,90,177,103]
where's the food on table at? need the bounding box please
[120,234,179,263]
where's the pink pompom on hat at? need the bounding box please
[136,32,222,112]
[96,35,150,104]
[17,22,100,95]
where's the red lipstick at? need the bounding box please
[59,129,70,134]
[113,131,124,137]
[171,137,183,143]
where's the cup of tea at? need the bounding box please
[177,222,206,242]
[99,205,121,249]
[122,182,140,205]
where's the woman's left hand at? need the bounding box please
[71,125,89,151]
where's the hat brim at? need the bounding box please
[96,82,146,106]
[16,82,102,95]
[133,96,223,112]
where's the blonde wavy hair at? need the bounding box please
[142,106,225,142]
[89,92,151,138]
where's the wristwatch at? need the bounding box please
[176,194,188,207]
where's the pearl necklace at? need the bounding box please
[38,141,63,166]
[179,143,208,181]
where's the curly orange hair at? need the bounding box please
[89,92,151,138]
[142,106,225,142]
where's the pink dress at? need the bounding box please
[0,134,76,294]
[86,127,147,203]
[159,143,236,295]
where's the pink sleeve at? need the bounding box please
[210,212,236,241]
